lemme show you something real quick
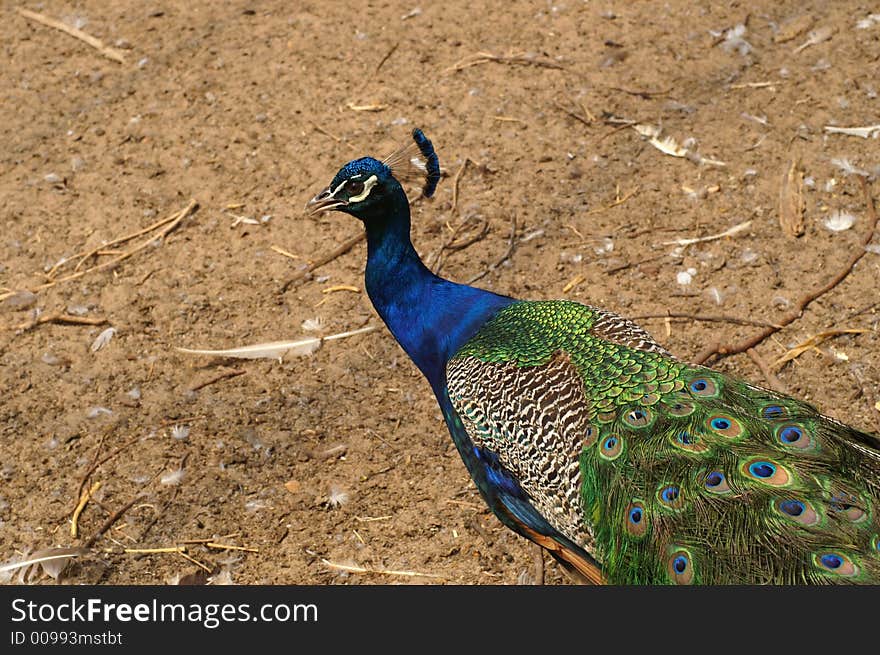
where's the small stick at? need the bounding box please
[84,466,165,548]
[279,232,366,293]
[321,285,360,294]
[430,217,489,274]
[205,543,260,553]
[565,224,586,241]
[730,81,778,89]
[158,415,206,427]
[845,301,880,320]
[553,100,594,127]
[346,102,387,112]
[629,312,779,329]
[35,200,198,293]
[372,42,399,76]
[71,429,108,515]
[746,348,788,394]
[605,252,668,274]
[605,85,671,99]
[189,368,247,392]
[124,546,186,555]
[16,8,126,64]
[466,213,518,284]
[178,550,214,573]
[773,329,869,368]
[71,212,181,272]
[136,269,157,286]
[270,245,300,261]
[83,493,143,548]
[311,123,342,142]
[49,314,108,326]
[182,538,217,544]
[354,515,393,523]
[304,444,348,461]
[76,436,139,504]
[445,499,484,510]
[661,220,751,247]
[9,312,108,331]
[596,121,637,144]
[582,186,640,216]
[321,558,442,579]
[135,488,180,543]
[450,158,471,214]
[562,274,585,294]
[71,481,101,538]
[696,178,877,365]
[46,207,192,278]
[446,51,564,72]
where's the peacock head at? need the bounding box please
[307,128,441,221]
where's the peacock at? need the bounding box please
[306,128,880,584]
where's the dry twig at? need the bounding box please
[430,216,489,274]
[605,252,668,274]
[270,245,300,261]
[661,220,751,247]
[83,493,144,548]
[205,543,259,553]
[450,158,473,214]
[71,482,101,538]
[189,368,247,392]
[178,550,214,573]
[321,558,442,579]
[695,178,877,365]
[446,51,564,73]
[124,546,186,555]
[279,232,366,293]
[0,200,198,303]
[746,348,788,394]
[8,312,108,332]
[553,100,595,127]
[17,8,126,64]
[779,158,806,238]
[630,312,779,329]
[583,186,640,217]
[773,329,869,368]
[466,214,518,284]
[69,434,139,524]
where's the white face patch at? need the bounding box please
[329,178,349,198]
[347,174,378,203]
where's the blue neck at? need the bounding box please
[360,185,514,390]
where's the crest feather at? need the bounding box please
[383,128,441,197]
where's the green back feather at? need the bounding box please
[448,300,880,584]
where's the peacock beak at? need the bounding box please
[306,187,347,215]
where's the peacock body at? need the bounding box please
[307,129,880,584]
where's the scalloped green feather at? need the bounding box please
[447,300,880,584]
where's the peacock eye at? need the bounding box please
[346,179,365,196]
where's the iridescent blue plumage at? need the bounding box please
[309,130,513,384]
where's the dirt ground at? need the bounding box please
[1,1,879,586]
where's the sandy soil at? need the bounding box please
[1,1,879,585]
